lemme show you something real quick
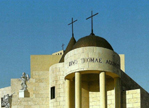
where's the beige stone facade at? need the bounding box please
[0,35,149,108]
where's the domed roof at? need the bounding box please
[73,34,113,50]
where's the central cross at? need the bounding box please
[86,11,98,35]
[68,18,78,37]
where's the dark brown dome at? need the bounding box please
[73,34,113,50]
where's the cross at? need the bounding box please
[62,44,64,50]
[86,11,98,35]
[68,18,78,37]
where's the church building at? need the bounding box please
[0,15,149,108]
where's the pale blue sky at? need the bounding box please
[0,0,149,92]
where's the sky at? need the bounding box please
[0,0,149,92]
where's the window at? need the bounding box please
[51,86,55,99]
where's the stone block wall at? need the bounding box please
[88,75,115,108]
[49,63,65,108]
[89,89,146,108]
[11,71,49,108]
[32,71,49,99]
[89,90,115,108]
[11,78,35,98]
[107,90,115,108]
[89,92,100,107]
[122,89,141,108]
[11,97,49,108]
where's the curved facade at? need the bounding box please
[49,45,122,108]
[64,47,120,79]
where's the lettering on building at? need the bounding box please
[69,57,102,66]
[68,57,120,68]
[69,60,78,66]
[106,60,119,68]
[81,58,102,63]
